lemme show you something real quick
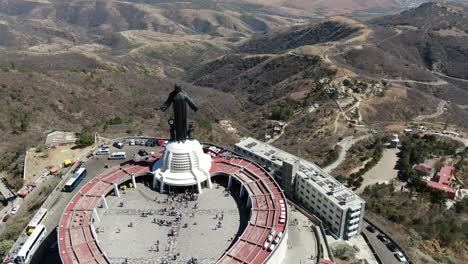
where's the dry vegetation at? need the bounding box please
[0,2,467,262]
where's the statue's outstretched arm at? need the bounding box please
[185,96,198,112]
[160,92,175,112]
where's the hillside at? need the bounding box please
[0,0,466,171]
[327,2,468,129]
[0,0,306,190]
[187,2,468,163]
[370,2,468,79]
[0,1,467,263]
[237,17,362,54]
[222,0,400,16]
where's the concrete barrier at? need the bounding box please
[23,149,30,181]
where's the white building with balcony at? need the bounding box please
[234,137,365,240]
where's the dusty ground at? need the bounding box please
[357,148,399,193]
[25,145,93,183]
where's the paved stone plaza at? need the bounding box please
[284,207,319,264]
[95,180,247,264]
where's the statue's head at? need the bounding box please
[174,84,182,92]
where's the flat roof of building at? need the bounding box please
[45,131,77,146]
[236,137,365,208]
[436,165,455,185]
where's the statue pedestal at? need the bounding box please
[152,140,212,193]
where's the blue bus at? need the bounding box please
[63,168,87,192]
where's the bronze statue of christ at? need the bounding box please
[160,84,198,142]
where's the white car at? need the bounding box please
[129,139,135,146]
[11,205,20,215]
[395,251,407,262]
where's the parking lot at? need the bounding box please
[16,139,164,264]
[363,222,408,264]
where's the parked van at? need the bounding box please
[96,148,110,155]
[108,152,126,160]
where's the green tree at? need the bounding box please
[19,112,31,131]
[0,239,14,259]
[271,106,293,121]
[75,132,94,148]
[455,198,468,214]
[343,79,352,87]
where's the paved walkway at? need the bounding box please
[284,208,318,264]
[328,234,378,264]
[348,235,378,264]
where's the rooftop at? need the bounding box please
[240,138,298,166]
[45,131,77,146]
[413,163,433,175]
[236,137,364,208]
[425,180,456,195]
[436,165,455,185]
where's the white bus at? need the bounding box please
[108,152,126,160]
[26,208,48,235]
[16,224,46,264]
[63,168,88,192]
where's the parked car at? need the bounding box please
[386,242,397,252]
[395,251,407,262]
[138,149,149,156]
[145,140,155,147]
[377,233,389,243]
[11,205,20,215]
[2,214,10,222]
[366,225,376,233]
[113,142,124,149]
[129,139,135,146]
